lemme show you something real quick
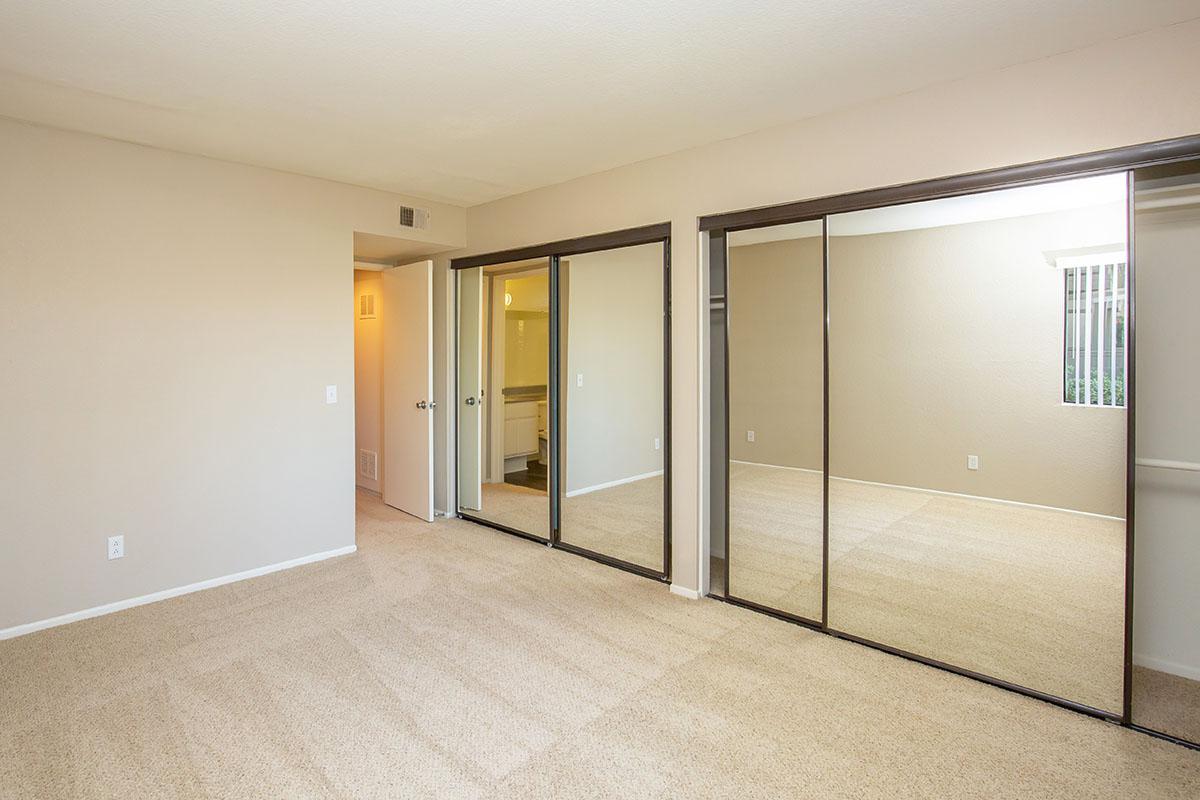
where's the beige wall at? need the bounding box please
[0,118,464,632]
[563,243,665,493]
[728,237,824,471]
[455,20,1200,592]
[829,207,1126,517]
[353,270,383,493]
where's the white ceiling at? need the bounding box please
[352,231,454,263]
[1,1,1197,207]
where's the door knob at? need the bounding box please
[415,400,428,409]
[465,396,476,406]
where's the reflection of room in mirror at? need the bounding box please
[726,218,825,621]
[559,242,666,571]
[827,174,1129,712]
[721,175,1135,713]
[456,259,551,539]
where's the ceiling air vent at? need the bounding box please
[399,205,430,230]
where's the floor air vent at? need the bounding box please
[359,449,378,481]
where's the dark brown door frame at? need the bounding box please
[704,133,1200,746]
[451,222,673,584]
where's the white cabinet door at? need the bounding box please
[504,416,538,457]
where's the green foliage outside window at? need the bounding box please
[1064,362,1125,406]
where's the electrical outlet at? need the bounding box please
[326,385,338,404]
[107,535,124,560]
[654,437,661,450]
[967,454,980,471]
[746,430,756,443]
[576,373,584,388]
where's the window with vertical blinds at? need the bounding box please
[1062,253,1127,407]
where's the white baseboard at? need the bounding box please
[731,459,821,474]
[565,469,663,498]
[831,475,1124,521]
[732,461,1122,521]
[669,583,701,600]
[1134,653,1200,682]
[0,544,358,642]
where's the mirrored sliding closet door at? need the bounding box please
[456,259,551,540]
[557,242,668,574]
[724,220,826,621]
[826,174,1129,713]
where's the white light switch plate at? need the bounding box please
[654,437,661,450]
[326,385,338,404]
[747,430,756,442]
[576,373,583,388]
[107,535,124,560]
[967,454,980,470]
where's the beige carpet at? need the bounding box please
[728,462,1126,713]
[3,492,1197,799]
[1134,666,1200,745]
[476,477,665,571]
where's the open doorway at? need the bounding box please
[353,231,448,522]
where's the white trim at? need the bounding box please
[730,461,1124,519]
[564,469,663,498]
[731,459,821,474]
[1134,653,1200,683]
[1136,458,1200,473]
[670,583,701,600]
[0,545,357,641]
[830,475,1124,521]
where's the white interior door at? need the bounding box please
[382,259,434,521]
[458,268,484,510]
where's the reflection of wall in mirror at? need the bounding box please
[502,272,549,389]
[729,203,1128,517]
[504,311,549,388]
[564,244,664,495]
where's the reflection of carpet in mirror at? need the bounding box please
[728,462,1126,713]
[477,478,665,571]
[1134,666,1200,744]
[477,482,551,538]
[561,477,664,571]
